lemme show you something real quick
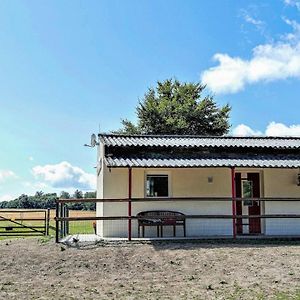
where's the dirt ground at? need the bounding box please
[1,238,300,300]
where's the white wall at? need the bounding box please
[264,169,300,198]
[263,169,300,235]
[98,166,233,237]
[265,201,300,235]
[96,142,104,235]
[103,200,232,238]
[97,161,300,237]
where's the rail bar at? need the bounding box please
[56,214,300,222]
[57,197,300,203]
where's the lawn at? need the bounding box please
[0,209,96,240]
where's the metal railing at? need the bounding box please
[55,197,300,243]
[0,209,51,237]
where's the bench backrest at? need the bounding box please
[137,210,185,218]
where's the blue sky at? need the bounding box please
[1,0,300,200]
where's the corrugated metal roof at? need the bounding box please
[105,156,300,168]
[100,134,300,149]
[101,134,300,168]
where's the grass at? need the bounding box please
[217,284,300,300]
[274,291,300,300]
[0,209,96,240]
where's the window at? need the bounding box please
[146,175,169,197]
[242,179,254,206]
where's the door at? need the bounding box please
[235,172,261,235]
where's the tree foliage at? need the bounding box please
[116,79,231,135]
[0,190,97,211]
[0,193,58,209]
[60,191,70,199]
[73,189,83,199]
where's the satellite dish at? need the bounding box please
[91,134,97,147]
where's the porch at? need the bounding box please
[55,196,300,243]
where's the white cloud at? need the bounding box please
[0,170,17,182]
[0,194,14,202]
[239,9,269,40]
[233,122,300,137]
[232,124,262,136]
[244,14,264,27]
[284,0,300,11]
[201,17,300,94]
[265,122,300,136]
[22,181,48,189]
[32,161,96,190]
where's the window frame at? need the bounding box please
[144,171,171,198]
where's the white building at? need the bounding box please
[96,134,300,239]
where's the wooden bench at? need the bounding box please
[137,210,186,238]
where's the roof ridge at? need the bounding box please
[99,133,300,140]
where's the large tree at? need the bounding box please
[116,79,231,135]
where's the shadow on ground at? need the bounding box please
[62,237,300,251]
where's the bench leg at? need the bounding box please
[138,225,140,238]
[183,224,186,237]
[142,226,145,238]
[157,225,160,237]
[161,225,163,238]
[173,225,176,237]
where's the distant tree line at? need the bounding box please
[0,190,96,211]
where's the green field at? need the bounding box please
[0,209,96,240]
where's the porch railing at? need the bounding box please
[55,197,300,243]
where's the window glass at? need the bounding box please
[242,180,253,198]
[146,175,168,197]
[242,180,253,206]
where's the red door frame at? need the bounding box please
[235,172,261,235]
[247,173,261,234]
[235,173,243,235]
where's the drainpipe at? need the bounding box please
[231,167,237,239]
[128,168,132,241]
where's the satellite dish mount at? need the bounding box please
[91,134,97,147]
[84,133,98,147]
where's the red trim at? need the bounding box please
[231,167,236,238]
[128,168,132,241]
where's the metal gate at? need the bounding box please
[0,209,51,237]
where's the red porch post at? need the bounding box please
[128,168,132,241]
[231,167,237,239]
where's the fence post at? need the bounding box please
[46,208,50,236]
[231,167,237,239]
[63,205,66,237]
[60,203,65,239]
[44,210,47,235]
[66,206,69,235]
[128,168,132,241]
[55,201,59,243]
